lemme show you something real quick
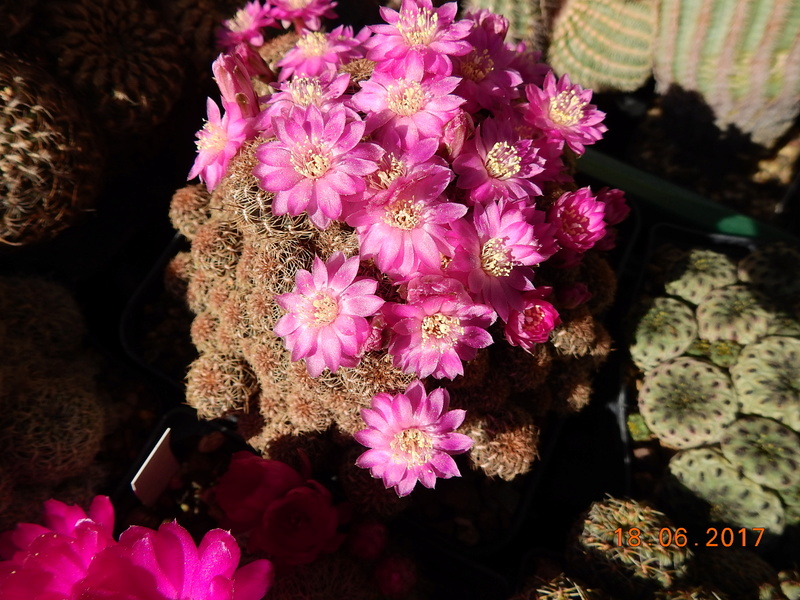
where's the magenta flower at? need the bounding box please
[277,25,363,82]
[346,174,465,279]
[383,276,495,379]
[453,117,545,204]
[77,523,273,600]
[263,71,351,119]
[524,70,607,155]
[254,104,381,229]
[446,200,557,321]
[212,52,261,122]
[354,380,473,496]
[274,252,384,376]
[548,187,607,252]
[352,60,463,149]
[365,0,472,77]
[271,0,338,32]
[188,97,250,191]
[504,289,561,350]
[0,496,116,600]
[216,1,276,51]
[453,14,522,114]
[596,186,630,225]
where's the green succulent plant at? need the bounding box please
[695,285,772,345]
[663,248,739,306]
[738,243,800,303]
[629,296,698,371]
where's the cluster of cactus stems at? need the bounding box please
[465,0,800,147]
[0,276,106,530]
[511,497,798,600]
[626,241,800,543]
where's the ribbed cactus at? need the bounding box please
[547,0,658,92]
[653,0,800,147]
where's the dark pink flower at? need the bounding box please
[351,60,463,149]
[77,523,273,600]
[247,480,346,565]
[263,71,351,118]
[274,252,384,376]
[214,451,306,532]
[524,70,607,155]
[504,289,561,350]
[188,98,250,191]
[453,118,545,204]
[271,0,338,32]
[354,380,473,496]
[365,0,472,77]
[548,187,607,252]
[383,276,495,379]
[254,104,381,229]
[597,186,630,225]
[212,52,261,122]
[277,25,363,81]
[216,1,276,51]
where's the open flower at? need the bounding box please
[216,1,276,51]
[254,104,381,229]
[188,98,250,191]
[277,25,364,81]
[548,187,606,252]
[354,380,473,496]
[524,70,606,155]
[271,0,338,31]
[274,252,384,376]
[383,276,495,379]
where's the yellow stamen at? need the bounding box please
[484,141,521,179]
[391,427,433,466]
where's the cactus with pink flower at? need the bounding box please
[171,0,628,501]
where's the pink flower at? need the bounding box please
[274,252,384,376]
[216,1,276,51]
[277,25,363,82]
[188,98,250,191]
[247,480,347,565]
[383,276,495,379]
[77,523,273,600]
[524,70,607,155]
[365,0,472,77]
[346,174,466,280]
[352,60,463,149]
[214,451,306,532]
[263,71,351,118]
[0,497,116,600]
[504,289,561,350]
[254,104,381,229]
[212,52,261,121]
[271,0,338,32]
[597,186,630,225]
[354,380,473,496]
[446,200,557,321]
[548,187,607,252]
[452,118,545,204]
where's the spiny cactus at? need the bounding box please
[663,248,739,306]
[568,496,694,599]
[665,448,785,537]
[720,416,800,491]
[689,548,787,600]
[738,243,800,303]
[730,336,800,431]
[628,296,698,371]
[513,574,603,600]
[653,587,729,600]
[0,52,101,246]
[462,0,548,47]
[780,567,800,600]
[637,357,738,450]
[695,285,772,345]
[547,0,658,92]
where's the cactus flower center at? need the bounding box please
[368,153,406,189]
[297,31,329,56]
[421,313,462,341]
[460,49,494,82]
[310,292,339,325]
[291,144,331,179]
[481,237,514,277]
[288,77,324,107]
[391,427,434,467]
[485,141,521,179]
[384,198,422,230]
[399,8,439,46]
[387,81,426,116]
[548,90,585,127]
[196,121,229,154]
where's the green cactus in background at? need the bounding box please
[637,357,738,450]
[663,248,739,306]
[462,0,549,49]
[738,244,800,303]
[695,285,772,345]
[731,336,800,431]
[664,448,786,537]
[719,416,800,492]
[689,548,788,600]
[568,496,693,598]
[629,296,698,371]
[547,0,658,92]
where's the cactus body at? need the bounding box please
[738,243,800,302]
[663,248,738,305]
[629,296,698,371]
[695,285,772,345]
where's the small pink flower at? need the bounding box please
[216,1,276,51]
[548,187,607,252]
[504,289,561,350]
[213,52,261,121]
[188,97,250,191]
[453,117,545,205]
[597,186,630,225]
[263,71,351,118]
[524,70,607,155]
[77,523,274,600]
[352,60,463,149]
[354,380,473,496]
[254,104,381,229]
[271,0,338,32]
[214,451,306,532]
[365,0,472,77]
[277,25,363,82]
[383,276,495,379]
[346,175,465,279]
[274,252,384,376]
